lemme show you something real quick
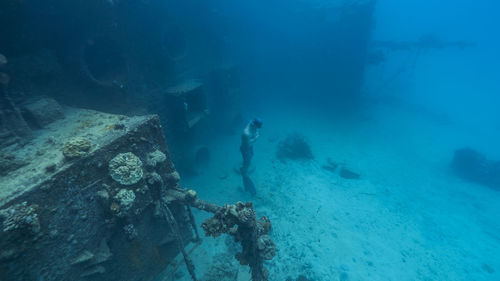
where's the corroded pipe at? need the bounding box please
[164,188,276,281]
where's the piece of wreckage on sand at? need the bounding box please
[0,99,276,281]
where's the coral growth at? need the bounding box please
[114,189,136,210]
[164,188,277,280]
[146,150,167,167]
[62,137,91,159]
[276,133,314,161]
[0,201,40,234]
[201,201,276,281]
[165,170,181,185]
[256,235,275,260]
[108,152,143,185]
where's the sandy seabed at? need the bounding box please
[175,102,500,281]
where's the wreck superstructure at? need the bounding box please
[0,104,275,281]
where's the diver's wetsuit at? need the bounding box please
[240,136,253,175]
[239,120,260,195]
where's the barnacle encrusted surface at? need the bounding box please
[108,152,143,185]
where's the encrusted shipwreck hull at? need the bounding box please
[0,108,194,281]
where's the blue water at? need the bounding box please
[179,1,500,280]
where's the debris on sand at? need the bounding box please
[452,147,500,190]
[322,158,338,173]
[339,167,360,179]
[322,158,360,179]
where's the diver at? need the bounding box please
[240,118,262,195]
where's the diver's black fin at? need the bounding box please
[242,174,256,195]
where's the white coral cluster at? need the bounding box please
[108,152,143,185]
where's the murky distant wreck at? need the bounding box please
[0,0,377,280]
